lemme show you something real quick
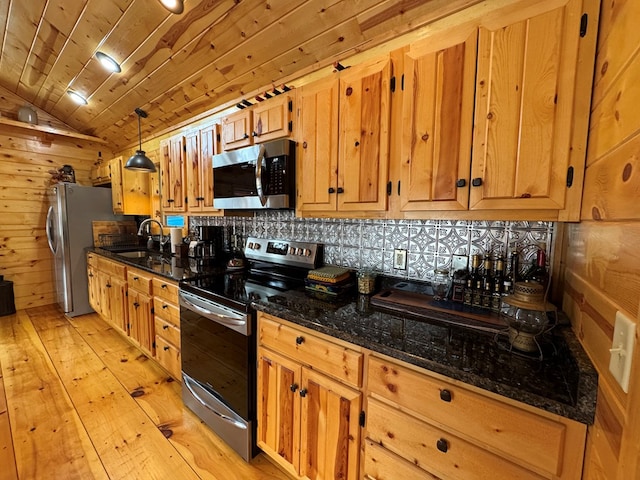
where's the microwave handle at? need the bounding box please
[255,143,267,206]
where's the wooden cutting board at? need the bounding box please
[92,221,137,247]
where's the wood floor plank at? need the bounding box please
[0,310,109,480]
[70,311,290,480]
[25,305,202,480]
[0,358,18,480]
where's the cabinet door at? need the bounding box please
[197,123,222,213]
[109,276,129,335]
[257,348,301,478]
[397,27,477,212]
[222,109,252,150]
[470,0,583,212]
[128,289,154,356]
[252,95,292,143]
[338,56,391,212]
[87,265,100,314]
[296,77,340,213]
[299,367,361,480]
[109,157,124,214]
[160,136,186,212]
[184,131,201,212]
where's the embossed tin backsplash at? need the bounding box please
[190,211,554,281]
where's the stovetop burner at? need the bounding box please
[179,237,322,311]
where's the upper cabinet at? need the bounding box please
[392,27,477,214]
[160,135,186,213]
[221,95,293,151]
[109,156,151,215]
[297,56,392,216]
[468,0,594,220]
[185,123,222,214]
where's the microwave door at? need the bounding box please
[254,144,267,206]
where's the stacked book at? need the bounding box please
[305,266,354,296]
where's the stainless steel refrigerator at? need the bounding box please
[46,183,124,317]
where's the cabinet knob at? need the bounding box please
[456,179,466,188]
[290,383,298,393]
[471,178,483,187]
[163,325,169,330]
[302,141,308,149]
[243,133,249,139]
[88,273,94,278]
[252,131,258,137]
[440,389,452,402]
[336,187,344,194]
[164,346,170,351]
[354,141,360,147]
[295,336,305,345]
[133,302,140,308]
[167,199,174,203]
[106,283,112,288]
[161,284,168,289]
[162,304,168,309]
[436,438,449,453]
[299,388,307,398]
[133,276,139,280]
[328,187,336,194]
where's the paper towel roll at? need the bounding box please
[170,228,182,254]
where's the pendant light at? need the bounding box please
[159,0,184,14]
[125,108,156,172]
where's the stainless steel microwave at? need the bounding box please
[212,139,295,209]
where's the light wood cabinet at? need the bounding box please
[391,26,477,214]
[94,256,128,335]
[364,354,587,479]
[160,135,186,212]
[257,313,362,480]
[87,254,100,313]
[152,277,181,380]
[468,0,593,220]
[126,268,154,356]
[297,56,391,216]
[90,153,110,185]
[185,123,222,214]
[108,156,151,215]
[252,94,293,143]
[221,108,252,151]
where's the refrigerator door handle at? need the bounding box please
[46,205,56,254]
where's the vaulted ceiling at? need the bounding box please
[0,0,478,150]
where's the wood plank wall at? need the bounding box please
[560,0,640,478]
[0,85,112,310]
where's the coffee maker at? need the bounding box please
[189,226,225,265]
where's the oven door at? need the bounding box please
[179,289,256,460]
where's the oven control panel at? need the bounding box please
[244,237,321,269]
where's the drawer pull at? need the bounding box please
[436,438,449,453]
[164,346,170,351]
[295,336,305,345]
[290,383,298,393]
[133,276,139,280]
[163,325,169,330]
[299,388,307,398]
[440,389,452,402]
[161,284,168,289]
[162,304,168,309]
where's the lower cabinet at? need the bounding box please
[152,277,181,380]
[364,355,587,480]
[127,268,155,357]
[257,312,363,480]
[94,255,128,335]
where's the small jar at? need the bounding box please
[357,269,377,295]
[432,269,451,300]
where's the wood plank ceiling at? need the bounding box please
[0,0,479,150]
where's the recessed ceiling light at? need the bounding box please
[96,51,121,73]
[159,0,184,14]
[67,90,88,105]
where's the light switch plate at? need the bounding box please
[609,311,636,393]
[393,249,407,270]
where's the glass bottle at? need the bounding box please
[480,255,493,310]
[491,255,504,313]
[464,254,481,307]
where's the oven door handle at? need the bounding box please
[254,143,267,207]
[180,293,246,327]
[183,374,247,430]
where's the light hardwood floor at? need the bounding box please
[0,305,290,480]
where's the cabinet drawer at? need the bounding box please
[98,257,127,279]
[155,335,181,380]
[127,269,153,295]
[363,439,436,480]
[155,316,180,348]
[152,278,178,303]
[367,356,565,475]
[153,297,180,326]
[259,315,362,387]
[87,253,99,268]
[366,398,542,480]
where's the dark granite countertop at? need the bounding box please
[89,247,226,281]
[252,288,597,425]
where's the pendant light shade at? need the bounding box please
[125,108,156,172]
[159,0,184,14]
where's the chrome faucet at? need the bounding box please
[138,218,166,253]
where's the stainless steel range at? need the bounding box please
[178,237,322,461]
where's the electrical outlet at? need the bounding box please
[393,249,407,270]
[609,311,636,393]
